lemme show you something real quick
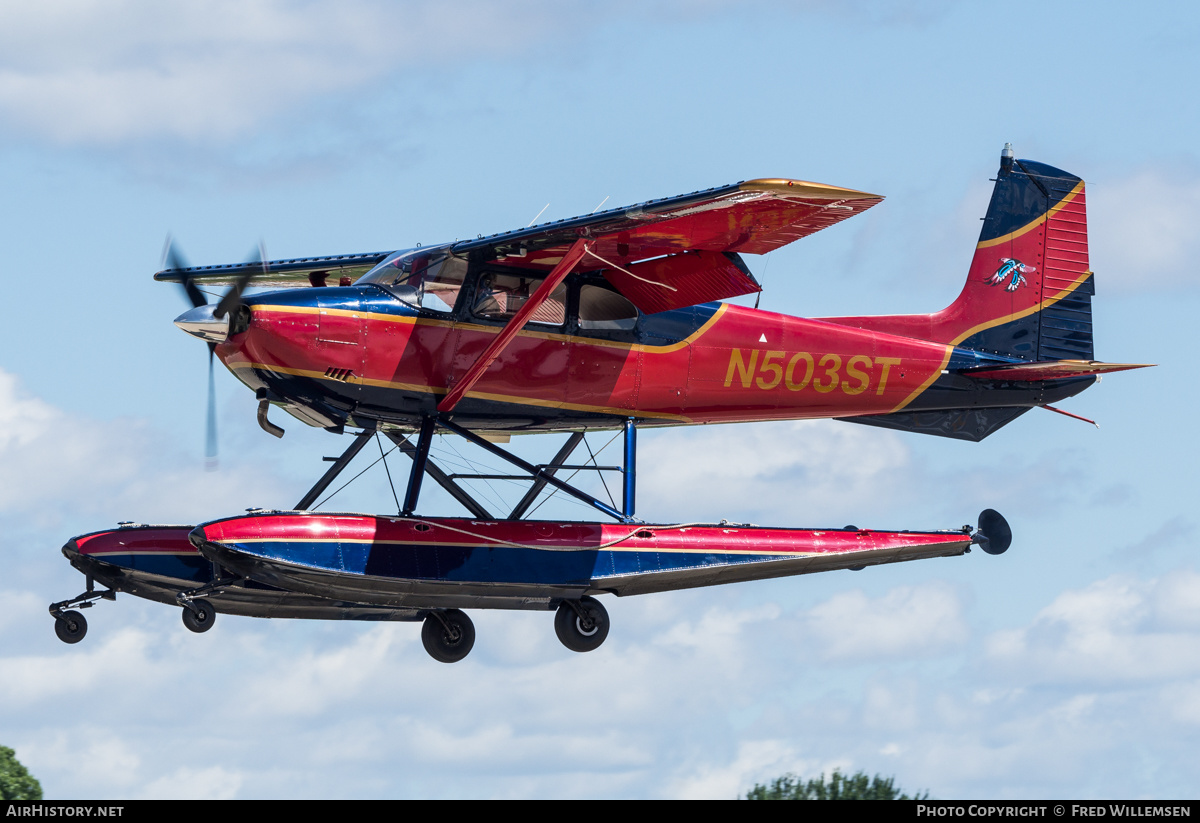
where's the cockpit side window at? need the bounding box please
[412,256,468,313]
[359,249,467,314]
[472,271,566,327]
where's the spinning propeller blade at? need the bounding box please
[206,342,218,471]
[164,237,267,471]
[163,235,219,469]
[214,240,267,320]
[165,238,272,470]
[162,236,206,310]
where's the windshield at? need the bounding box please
[357,247,467,313]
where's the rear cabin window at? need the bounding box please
[578,284,638,330]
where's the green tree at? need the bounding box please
[743,769,928,800]
[0,746,43,801]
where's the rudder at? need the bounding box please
[937,146,1094,360]
[824,145,1095,362]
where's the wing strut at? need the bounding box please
[437,238,588,413]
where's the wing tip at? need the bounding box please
[740,179,883,201]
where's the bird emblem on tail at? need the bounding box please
[987,258,1035,291]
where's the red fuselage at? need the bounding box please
[218,290,978,433]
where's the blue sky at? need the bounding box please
[0,0,1196,799]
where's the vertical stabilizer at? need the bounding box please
[825,146,1095,362]
[946,147,1093,360]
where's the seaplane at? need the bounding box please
[50,145,1148,662]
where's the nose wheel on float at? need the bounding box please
[49,576,115,645]
[53,610,88,644]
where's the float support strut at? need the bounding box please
[402,416,437,516]
[622,418,636,520]
[386,431,493,520]
[294,426,376,510]
[438,417,623,521]
[508,432,585,520]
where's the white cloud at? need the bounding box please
[0,590,43,636]
[0,368,285,526]
[137,766,243,800]
[985,572,1200,684]
[0,1,573,145]
[1153,571,1200,629]
[0,627,168,706]
[239,624,409,716]
[1089,169,1200,290]
[657,603,782,656]
[667,739,813,800]
[0,1,954,148]
[638,420,910,524]
[9,565,1200,798]
[19,728,144,797]
[803,582,969,662]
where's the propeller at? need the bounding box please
[163,237,269,471]
[215,240,266,321]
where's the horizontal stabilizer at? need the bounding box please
[962,360,1153,382]
[839,406,1030,442]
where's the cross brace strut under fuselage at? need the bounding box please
[290,416,639,522]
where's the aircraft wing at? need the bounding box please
[154,250,392,289]
[153,178,881,313]
[454,178,883,313]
